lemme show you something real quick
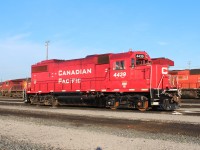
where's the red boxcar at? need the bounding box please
[169,69,200,98]
[25,50,180,111]
[0,78,31,98]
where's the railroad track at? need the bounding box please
[0,97,200,116]
[0,105,199,138]
[0,96,200,150]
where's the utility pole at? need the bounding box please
[45,41,50,60]
[188,61,191,70]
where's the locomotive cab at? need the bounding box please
[108,51,180,110]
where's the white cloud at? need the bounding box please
[0,33,44,80]
[5,33,32,41]
[0,32,113,80]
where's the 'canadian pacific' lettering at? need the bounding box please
[58,78,81,84]
[58,68,92,76]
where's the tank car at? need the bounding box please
[0,78,30,98]
[24,50,180,111]
[169,69,200,99]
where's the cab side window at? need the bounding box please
[131,58,135,68]
[114,60,125,70]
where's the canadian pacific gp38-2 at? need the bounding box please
[24,50,180,111]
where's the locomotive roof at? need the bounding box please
[86,53,112,58]
[169,69,200,75]
[34,50,151,66]
[3,78,30,82]
[151,57,174,66]
[109,51,149,59]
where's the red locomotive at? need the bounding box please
[0,78,31,98]
[0,82,2,94]
[24,50,180,111]
[169,69,200,99]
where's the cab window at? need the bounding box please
[135,54,151,66]
[136,59,151,65]
[136,59,144,65]
[131,58,135,68]
[114,60,125,70]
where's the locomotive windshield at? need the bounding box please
[130,54,151,67]
[136,59,149,65]
[135,54,151,66]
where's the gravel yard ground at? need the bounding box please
[0,102,200,150]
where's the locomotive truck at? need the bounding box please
[24,50,180,111]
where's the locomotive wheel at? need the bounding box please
[30,96,38,105]
[52,97,59,107]
[110,101,119,110]
[160,98,172,111]
[30,97,34,104]
[133,95,149,111]
[137,100,148,111]
[106,95,119,110]
[44,95,51,105]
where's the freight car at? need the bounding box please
[0,78,30,98]
[169,69,200,99]
[24,50,180,111]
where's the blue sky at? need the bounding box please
[0,0,199,80]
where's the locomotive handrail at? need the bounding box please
[157,74,165,97]
[150,65,153,99]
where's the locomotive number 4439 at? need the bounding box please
[113,72,126,78]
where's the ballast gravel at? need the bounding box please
[0,105,200,150]
[0,116,200,150]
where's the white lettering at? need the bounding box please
[87,68,92,74]
[71,70,75,75]
[82,69,86,74]
[58,70,62,76]
[113,72,126,78]
[76,70,79,74]
[58,78,62,83]
[58,68,92,76]
[58,78,81,84]
[63,71,66,75]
